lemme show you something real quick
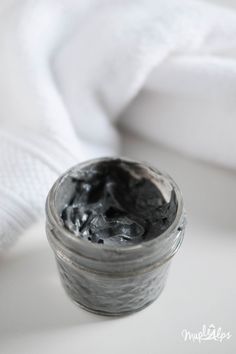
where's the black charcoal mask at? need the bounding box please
[61,159,177,246]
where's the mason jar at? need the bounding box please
[46,157,186,316]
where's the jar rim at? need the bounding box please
[46,156,185,254]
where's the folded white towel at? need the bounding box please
[0,0,236,249]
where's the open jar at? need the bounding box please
[46,157,186,316]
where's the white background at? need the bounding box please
[1,131,235,354]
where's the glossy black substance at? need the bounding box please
[61,159,177,246]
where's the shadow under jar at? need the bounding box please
[46,157,186,316]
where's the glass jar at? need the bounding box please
[46,157,186,316]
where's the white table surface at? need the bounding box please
[1,132,235,354]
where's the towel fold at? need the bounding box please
[0,0,236,249]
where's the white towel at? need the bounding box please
[0,0,236,249]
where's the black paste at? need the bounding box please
[61,159,177,246]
